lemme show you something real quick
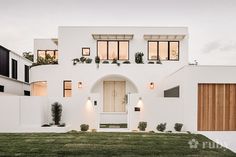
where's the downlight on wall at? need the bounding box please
[149,82,155,89]
[78,82,82,88]
[135,97,143,111]
[86,97,93,111]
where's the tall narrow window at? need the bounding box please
[159,42,168,60]
[63,80,72,97]
[98,41,107,60]
[24,65,29,83]
[97,41,129,60]
[108,41,118,60]
[0,85,4,92]
[169,42,179,60]
[0,46,9,77]
[119,41,129,60]
[148,42,158,60]
[11,59,17,79]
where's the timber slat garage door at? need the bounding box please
[198,84,236,131]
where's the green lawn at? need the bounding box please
[0,132,235,157]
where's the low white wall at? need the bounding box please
[129,94,184,131]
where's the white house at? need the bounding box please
[1,26,236,138]
[0,45,32,96]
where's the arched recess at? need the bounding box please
[90,74,139,93]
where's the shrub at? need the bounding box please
[85,58,92,63]
[72,58,80,65]
[51,102,62,125]
[95,56,100,64]
[102,60,109,64]
[80,57,86,63]
[41,124,50,127]
[123,60,131,64]
[58,123,66,127]
[138,121,147,131]
[135,52,144,64]
[80,124,89,131]
[174,123,183,132]
[156,123,166,132]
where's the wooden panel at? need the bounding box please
[103,81,126,112]
[198,84,236,131]
[103,81,115,112]
[114,81,126,112]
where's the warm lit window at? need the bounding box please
[31,81,47,96]
[148,41,179,61]
[63,80,72,97]
[37,50,58,59]
[97,41,129,60]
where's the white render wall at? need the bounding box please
[0,51,31,96]
[57,26,188,65]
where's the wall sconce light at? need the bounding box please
[149,82,155,89]
[87,97,91,100]
[78,82,82,88]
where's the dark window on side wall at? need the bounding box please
[24,65,29,83]
[0,46,10,77]
[148,41,179,61]
[63,80,72,97]
[11,59,17,79]
[24,90,30,96]
[0,85,4,92]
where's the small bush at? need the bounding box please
[123,60,130,64]
[80,57,86,63]
[58,123,66,127]
[80,124,89,131]
[41,124,50,127]
[51,102,62,125]
[156,123,166,132]
[85,58,92,63]
[102,60,109,64]
[138,121,147,131]
[174,123,183,132]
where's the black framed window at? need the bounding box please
[63,80,72,97]
[148,41,179,61]
[37,50,58,60]
[24,65,29,83]
[97,41,129,60]
[24,90,30,96]
[0,85,4,92]
[0,46,9,77]
[11,59,17,79]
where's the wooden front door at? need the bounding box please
[198,84,236,131]
[103,81,126,112]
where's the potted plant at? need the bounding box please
[51,102,62,126]
[174,123,183,132]
[95,56,100,68]
[85,58,92,64]
[135,52,144,64]
[156,123,166,132]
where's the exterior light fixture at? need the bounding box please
[78,82,82,88]
[87,97,91,100]
[149,82,155,89]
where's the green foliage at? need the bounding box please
[32,54,58,67]
[80,124,89,131]
[23,52,34,62]
[138,121,147,131]
[157,123,166,132]
[80,57,86,63]
[102,60,109,64]
[51,102,62,125]
[95,56,100,64]
[111,58,120,66]
[135,52,144,64]
[174,123,183,132]
[85,58,92,63]
[123,60,131,64]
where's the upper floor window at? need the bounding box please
[37,50,58,60]
[148,41,179,61]
[24,65,29,83]
[11,59,17,79]
[97,41,129,60]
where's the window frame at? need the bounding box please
[11,59,17,80]
[147,41,179,61]
[24,65,29,83]
[37,50,58,59]
[97,40,129,60]
[82,47,90,56]
[63,80,72,97]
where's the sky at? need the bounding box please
[0,0,236,65]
